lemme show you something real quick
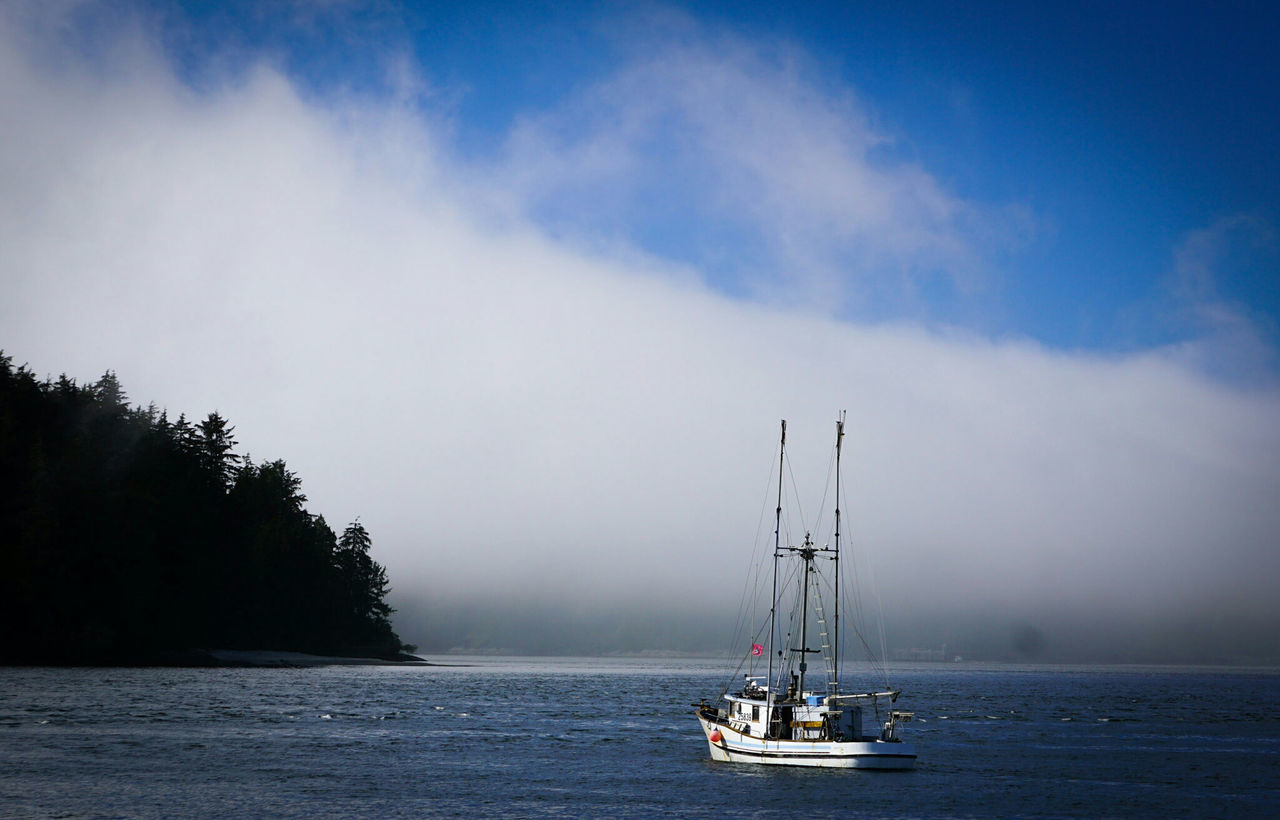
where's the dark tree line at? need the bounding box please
[0,353,408,663]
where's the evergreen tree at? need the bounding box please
[92,370,128,411]
[336,520,397,652]
[0,356,409,663]
[196,412,240,488]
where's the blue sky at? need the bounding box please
[117,0,1280,363]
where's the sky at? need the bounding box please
[2,0,1278,661]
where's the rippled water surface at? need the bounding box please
[1,659,1276,818]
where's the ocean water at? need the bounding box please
[1,658,1276,818]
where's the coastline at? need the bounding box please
[163,649,435,668]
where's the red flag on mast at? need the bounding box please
[751,643,763,656]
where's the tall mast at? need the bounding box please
[833,411,845,689]
[768,420,785,701]
[797,534,814,698]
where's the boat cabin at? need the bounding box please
[721,690,866,742]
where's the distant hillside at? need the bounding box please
[0,352,408,664]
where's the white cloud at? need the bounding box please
[484,22,1031,314]
[1,9,1278,655]
[1164,214,1278,381]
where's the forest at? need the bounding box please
[0,352,409,664]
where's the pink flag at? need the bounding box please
[751,643,763,656]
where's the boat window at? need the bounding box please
[752,705,759,721]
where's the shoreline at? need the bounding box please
[188,649,435,668]
[0,649,438,668]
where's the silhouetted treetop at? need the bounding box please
[196,411,240,488]
[0,353,407,664]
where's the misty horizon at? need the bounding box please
[388,590,1280,666]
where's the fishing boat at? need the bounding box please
[694,414,917,769]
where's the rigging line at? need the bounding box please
[772,559,805,692]
[812,444,839,536]
[840,473,892,690]
[721,442,784,695]
[768,420,785,707]
[783,453,807,541]
[873,570,891,691]
[834,453,890,687]
[723,640,768,699]
[742,620,774,683]
[721,556,770,697]
[838,478,868,641]
[722,604,779,694]
[725,615,777,692]
[838,561,886,683]
[824,567,856,688]
[808,565,837,693]
[839,478,890,688]
[841,572,887,684]
[844,524,885,685]
[720,624,774,691]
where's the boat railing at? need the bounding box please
[827,690,900,702]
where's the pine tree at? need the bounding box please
[196,412,241,488]
[336,519,397,651]
[0,361,408,662]
[92,370,128,411]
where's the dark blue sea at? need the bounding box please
[1,658,1276,818]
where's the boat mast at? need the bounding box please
[768,420,785,702]
[833,411,844,690]
[797,534,815,698]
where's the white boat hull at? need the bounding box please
[697,713,916,770]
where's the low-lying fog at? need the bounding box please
[4,6,1277,664]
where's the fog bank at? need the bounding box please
[3,7,1278,664]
